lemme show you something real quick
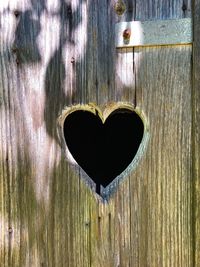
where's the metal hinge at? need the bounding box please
[115,18,192,48]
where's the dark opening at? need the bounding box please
[64,108,144,194]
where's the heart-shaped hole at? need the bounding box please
[62,104,146,195]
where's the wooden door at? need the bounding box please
[0,0,199,266]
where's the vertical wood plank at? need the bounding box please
[134,46,193,266]
[0,0,195,267]
[114,0,193,266]
[193,0,200,265]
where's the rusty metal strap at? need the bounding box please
[115,18,192,48]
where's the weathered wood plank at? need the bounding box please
[0,1,92,266]
[114,0,193,266]
[0,0,195,267]
[193,0,200,265]
[134,45,193,266]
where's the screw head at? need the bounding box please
[123,29,131,39]
[14,10,20,18]
[71,57,75,63]
[8,227,13,234]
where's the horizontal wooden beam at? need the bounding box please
[115,18,192,48]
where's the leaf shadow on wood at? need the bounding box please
[44,0,85,142]
[13,9,42,64]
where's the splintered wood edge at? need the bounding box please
[57,102,150,199]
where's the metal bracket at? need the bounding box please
[115,18,192,48]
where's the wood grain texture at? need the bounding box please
[0,0,194,267]
[135,45,192,266]
[193,0,200,265]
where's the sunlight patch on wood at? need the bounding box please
[38,13,60,65]
[0,12,16,47]
[46,0,60,13]
[0,0,31,12]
